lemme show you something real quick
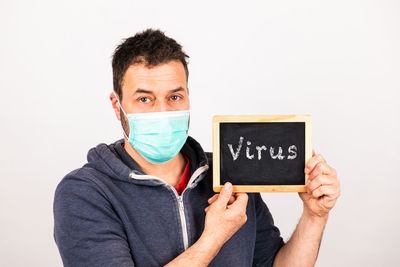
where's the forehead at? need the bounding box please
[122,60,187,92]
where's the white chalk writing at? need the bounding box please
[287,145,297,160]
[246,141,254,159]
[227,136,244,161]
[227,137,298,161]
[255,145,267,160]
[270,146,285,160]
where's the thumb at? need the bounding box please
[214,182,233,208]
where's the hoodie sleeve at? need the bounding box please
[53,171,135,267]
[252,193,284,267]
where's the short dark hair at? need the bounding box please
[112,29,189,100]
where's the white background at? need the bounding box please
[1,0,399,266]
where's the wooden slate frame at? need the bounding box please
[213,115,312,193]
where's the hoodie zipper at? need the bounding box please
[174,191,188,249]
[129,164,209,250]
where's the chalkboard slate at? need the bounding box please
[213,115,312,192]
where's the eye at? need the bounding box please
[138,96,151,103]
[170,95,182,101]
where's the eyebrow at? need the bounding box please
[134,89,153,95]
[133,87,186,95]
[170,87,185,93]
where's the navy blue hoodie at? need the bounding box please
[53,137,284,266]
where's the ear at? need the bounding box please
[109,92,121,121]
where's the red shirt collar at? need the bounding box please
[175,156,190,195]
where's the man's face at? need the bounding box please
[111,60,190,134]
[120,60,189,113]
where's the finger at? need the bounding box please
[322,194,339,209]
[208,194,218,204]
[204,206,210,213]
[228,193,248,210]
[311,185,337,199]
[308,162,332,182]
[305,154,326,175]
[209,194,236,205]
[228,195,236,205]
[313,149,316,156]
[214,182,233,208]
[307,174,333,193]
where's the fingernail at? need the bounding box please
[225,182,232,191]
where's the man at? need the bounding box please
[54,29,340,266]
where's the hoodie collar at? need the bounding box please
[84,136,209,187]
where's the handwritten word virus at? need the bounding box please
[227,136,298,161]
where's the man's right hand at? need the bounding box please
[202,182,249,248]
[164,182,248,266]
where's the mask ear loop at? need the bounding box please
[187,114,190,134]
[113,92,130,140]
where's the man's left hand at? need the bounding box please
[300,150,341,219]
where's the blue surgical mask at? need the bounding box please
[115,94,189,165]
